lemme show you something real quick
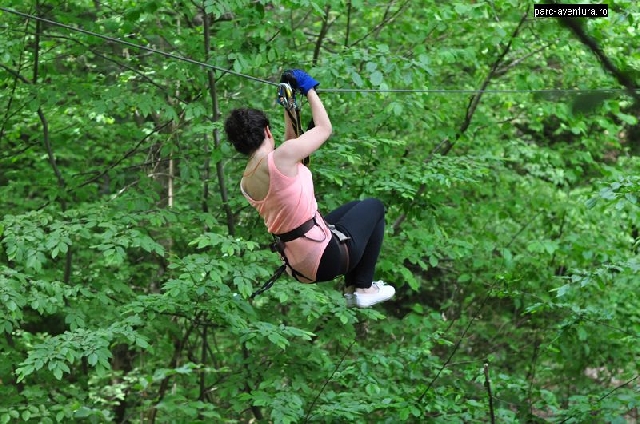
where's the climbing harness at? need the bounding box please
[249,215,352,298]
[270,216,317,282]
[250,215,318,299]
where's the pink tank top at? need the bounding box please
[240,151,331,282]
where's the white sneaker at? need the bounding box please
[353,281,395,308]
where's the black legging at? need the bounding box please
[315,198,385,288]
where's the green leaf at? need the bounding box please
[74,408,92,418]
[53,367,63,380]
[576,326,587,341]
[365,62,378,73]
[87,352,98,366]
[351,71,364,87]
[175,364,194,374]
[585,197,599,209]
[267,332,288,349]
[554,284,571,298]
[617,113,638,125]
[370,70,383,86]
[136,337,150,349]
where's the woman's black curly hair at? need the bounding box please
[224,108,271,155]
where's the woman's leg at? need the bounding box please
[325,198,385,289]
[315,201,361,282]
[314,237,342,282]
[323,200,360,224]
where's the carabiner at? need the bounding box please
[277,82,298,111]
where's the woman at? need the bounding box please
[224,69,394,308]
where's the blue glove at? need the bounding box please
[283,69,319,95]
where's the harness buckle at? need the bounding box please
[328,224,351,243]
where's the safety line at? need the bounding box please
[0,7,276,87]
[322,88,634,94]
[1,7,637,95]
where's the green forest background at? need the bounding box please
[1,0,639,422]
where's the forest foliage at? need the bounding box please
[1,0,639,422]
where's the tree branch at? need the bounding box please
[416,309,481,404]
[203,6,235,236]
[199,325,207,401]
[291,9,313,33]
[0,62,29,84]
[32,2,41,84]
[4,333,24,393]
[242,343,264,420]
[345,1,352,47]
[75,120,173,190]
[558,374,640,424]
[202,132,211,219]
[45,34,188,104]
[148,317,199,423]
[25,5,66,191]
[303,339,356,423]
[505,209,543,249]
[350,0,409,47]
[415,202,541,406]
[484,363,496,424]
[29,2,74,284]
[0,135,39,162]
[556,14,639,103]
[0,65,64,166]
[38,108,66,189]
[0,59,23,144]
[312,5,332,66]
[392,6,530,234]
[494,43,550,77]
[526,334,541,419]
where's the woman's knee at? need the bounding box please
[362,198,385,219]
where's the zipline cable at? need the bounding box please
[1,7,638,96]
[323,88,635,94]
[0,7,276,87]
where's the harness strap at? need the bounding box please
[270,236,313,283]
[328,225,351,275]
[250,264,286,299]
[337,238,350,275]
[285,108,303,138]
[286,107,309,166]
[274,215,317,243]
